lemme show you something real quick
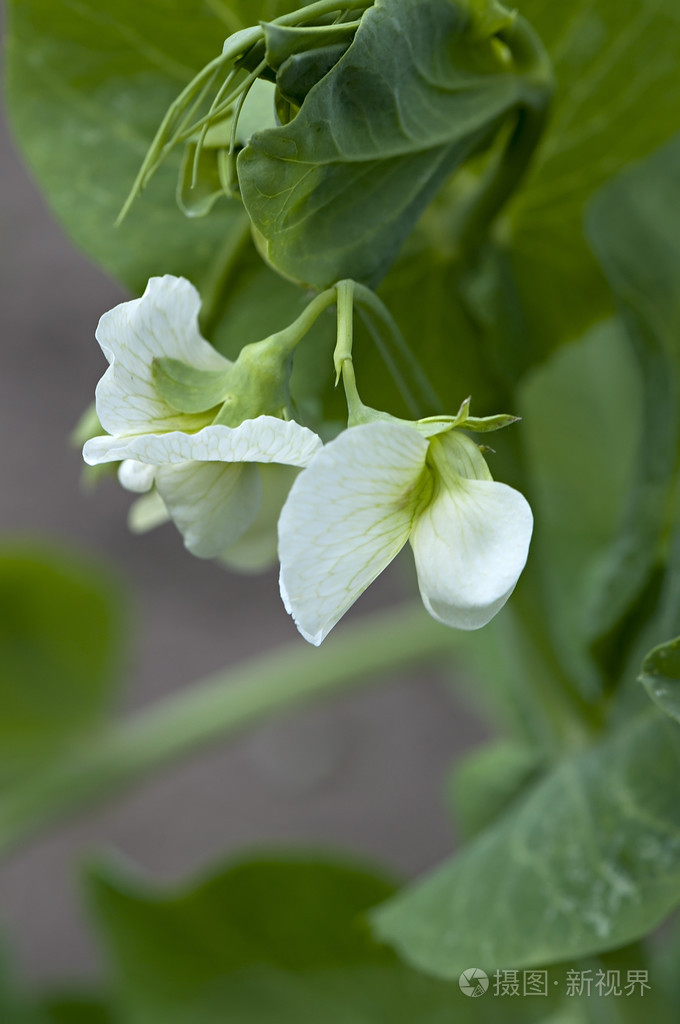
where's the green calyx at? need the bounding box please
[153,285,339,428]
[152,336,293,428]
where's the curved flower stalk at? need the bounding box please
[83,275,321,564]
[278,419,533,644]
[278,280,533,644]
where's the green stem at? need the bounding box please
[0,603,457,859]
[453,15,553,253]
[274,285,338,353]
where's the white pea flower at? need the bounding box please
[278,420,533,644]
[83,275,321,561]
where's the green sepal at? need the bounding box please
[464,413,521,431]
[415,396,520,437]
[152,358,232,414]
[639,636,680,725]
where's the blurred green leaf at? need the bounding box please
[639,637,680,725]
[583,134,680,658]
[448,738,544,840]
[4,0,250,292]
[4,1,304,294]
[0,944,25,1024]
[372,711,680,978]
[0,542,125,785]
[38,994,113,1024]
[378,0,680,416]
[518,318,642,695]
[87,852,570,1024]
[506,0,680,359]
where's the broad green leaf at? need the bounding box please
[38,994,113,1024]
[239,0,547,288]
[518,318,642,696]
[448,738,544,840]
[506,0,680,358]
[583,134,680,657]
[4,0,250,292]
[640,637,680,725]
[372,711,680,978]
[0,543,125,784]
[380,0,680,410]
[88,853,564,1024]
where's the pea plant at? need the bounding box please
[3,0,680,1019]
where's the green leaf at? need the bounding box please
[0,542,125,785]
[639,637,680,725]
[38,994,113,1024]
[448,738,544,840]
[505,0,680,357]
[372,711,680,978]
[583,134,680,657]
[380,0,680,412]
[88,852,563,1023]
[239,0,546,288]
[518,318,642,696]
[4,0,253,292]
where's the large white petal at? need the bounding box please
[95,276,231,436]
[411,478,533,630]
[83,417,321,468]
[156,461,260,559]
[221,464,299,573]
[278,421,430,645]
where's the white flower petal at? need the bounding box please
[221,464,298,574]
[83,417,321,469]
[156,461,260,559]
[118,460,155,493]
[128,491,171,534]
[94,276,230,436]
[278,421,430,645]
[410,478,533,630]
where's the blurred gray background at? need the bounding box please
[0,69,487,986]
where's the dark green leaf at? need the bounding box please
[372,712,680,978]
[239,0,544,288]
[0,543,125,785]
[583,134,680,654]
[640,637,680,725]
[38,994,113,1024]
[88,852,564,1023]
[506,0,680,357]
